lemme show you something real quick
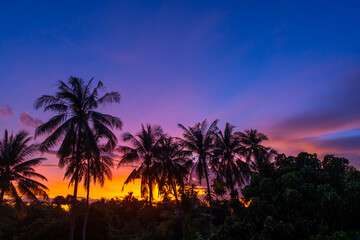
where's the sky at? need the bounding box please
[1,0,360,199]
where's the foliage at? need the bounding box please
[178,119,219,233]
[0,130,48,219]
[210,152,360,240]
[1,77,359,239]
[34,77,122,240]
[0,152,359,240]
[212,123,251,199]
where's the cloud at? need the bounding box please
[19,111,43,128]
[272,108,360,140]
[303,135,360,168]
[311,135,360,153]
[270,68,360,141]
[258,67,360,169]
[0,103,15,120]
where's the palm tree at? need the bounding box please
[155,137,193,226]
[237,129,276,173]
[82,152,113,240]
[177,119,218,234]
[212,123,251,199]
[0,130,48,219]
[34,77,122,240]
[117,124,164,239]
[180,184,208,240]
[211,176,227,200]
[64,140,113,240]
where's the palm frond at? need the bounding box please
[97,92,121,105]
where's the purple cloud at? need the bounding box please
[311,135,360,153]
[269,69,360,140]
[0,103,15,120]
[258,68,360,169]
[304,136,360,168]
[19,111,43,128]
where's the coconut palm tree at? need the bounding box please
[177,119,218,234]
[34,77,122,240]
[82,152,113,240]
[212,123,251,199]
[237,129,276,173]
[117,124,164,239]
[155,137,193,225]
[211,176,227,200]
[64,140,113,240]
[0,130,48,219]
[180,184,208,240]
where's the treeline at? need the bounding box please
[0,153,359,239]
[210,153,360,240]
[0,77,359,240]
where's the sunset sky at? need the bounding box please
[1,0,360,199]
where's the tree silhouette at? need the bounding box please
[212,123,251,199]
[155,136,193,226]
[238,129,276,174]
[0,130,48,219]
[117,124,164,239]
[34,77,122,240]
[63,138,113,240]
[82,150,113,240]
[211,176,227,200]
[180,184,208,240]
[52,195,67,207]
[178,119,218,234]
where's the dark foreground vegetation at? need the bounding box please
[0,77,360,239]
[0,152,359,240]
[210,153,360,240]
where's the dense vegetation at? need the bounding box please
[210,153,360,240]
[1,153,359,240]
[0,77,359,240]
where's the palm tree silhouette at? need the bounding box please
[63,138,113,240]
[177,119,218,234]
[155,137,193,226]
[34,77,122,240]
[180,184,207,240]
[117,124,164,239]
[212,123,251,199]
[211,176,227,200]
[238,129,276,173]
[82,149,113,240]
[0,130,48,219]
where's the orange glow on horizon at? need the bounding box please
[33,136,353,202]
[36,162,185,201]
[37,164,147,200]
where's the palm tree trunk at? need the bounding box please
[229,179,237,200]
[254,148,260,166]
[228,180,238,218]
[227,163,237,200]
[70,130,82,240]
[204,164,214,234]
[172,182,185,229]
[82,159,91,240]
[69,167,79,240]
[149,176,156,240]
